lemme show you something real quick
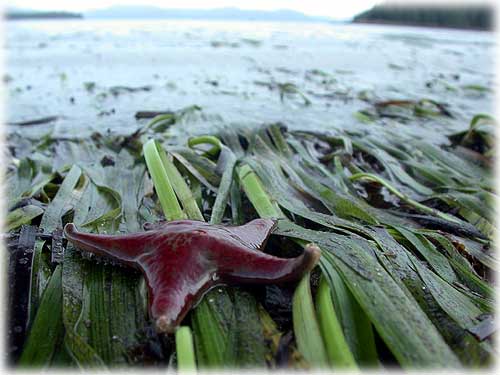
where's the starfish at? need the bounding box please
[63,219,320,333]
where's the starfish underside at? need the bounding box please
[64,219,321,333]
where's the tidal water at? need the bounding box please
[4,19,495,143]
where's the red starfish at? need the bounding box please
[63,219,320,333]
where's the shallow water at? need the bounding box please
[4,19,495,144]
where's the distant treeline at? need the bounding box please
[5,11,83,20]
[353,4,493,30]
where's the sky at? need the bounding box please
[6,0,382,19]
[6,0,493,20]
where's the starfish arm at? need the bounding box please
[222,218,277,250]
[216,243,321,284]
[64,223,160,265]
[143,219,201,231]
[140,252,215,333]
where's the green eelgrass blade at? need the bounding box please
[462,114,494,144]
[176,326,196,371]
[411,258,484,331]
[192,288,267,368]
[191,295,228,367]
[6,205,44,232]
[237,163,330,367]
[390,226,457,284]
[29,241,52,324]
[292,272,328,368]
[210,149,237,224]
[39,165,82,232]
[25,165,83,354]
[276,220,460,367]
[155,142,203,221]
[19,266,64,367]
[237,164,282,218]
[183,136,230,221]
[349,172,461,224]
[230,176,244,225]
[62,246,106,368]
[316,276,357,368]
[172,149,220,191]
[60,157,149,367]
[143,139,185,221]
[188,135,222,158]
[319,261,378,366]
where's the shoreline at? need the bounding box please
[352,19,493,32]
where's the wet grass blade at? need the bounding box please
[210,149,237,224]
[156,143,203,220]
[6,205,44,231]
[39,165,82,232]
[349,172,461,224]
[176,327,196,371]
[292,272,328,368]
[390,226,457,284]
[316,276,357,368]
[411,258,484,330]
[237,163,331,367]
[318,263,378,366]
[60,159,150,367]
[276,220,461,367]
[62,246,106,368]
[172,149,220,191]
[237,164,282,218]
[143,139,185,220]
[24,164,84,347]
[191,293,230,367]
[19,266,64,367]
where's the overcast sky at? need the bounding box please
[6,0,492,19]
[7,0,382,19]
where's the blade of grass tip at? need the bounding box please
[176,327,196,371]
[188,135,222,159]
[19,266,64,367]
[463,114,494,144]
[143,139,185,221]
[292,272,328,368]
[316,275,357,368]
[349,172,461,224]
[144,113,176,133]
[155,141,204,221]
